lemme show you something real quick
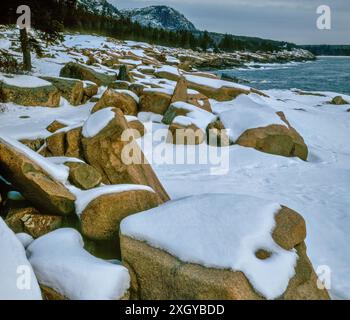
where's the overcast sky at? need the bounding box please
[110,0,350,45]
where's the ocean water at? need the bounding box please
[215,56,350,95]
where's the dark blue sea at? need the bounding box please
[215,56,350,95]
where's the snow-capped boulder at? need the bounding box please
[120,194,329,300]
[207,120,232,147]
[236,122,308,161]
[79,186,160,241]
[330,96,349,105]
[139,89,172,115]
[92,89,138,115]
[163,102,217,145]
[109,80,130,90]
[81,108,170,203]
[0,137,76,216]
[40,76,85,106]
[0,218,42,300]
[82,81,99,102]
[5,206,62,238]
[169,77,213,112]
[26,228,130,300]
[219,95,308,160]
[167,122,206,145]
[163,101,217,128]
[0,75,60,107]
[60,62,116,86]
[185,74,253,101]
[187,92,212,112]
[155,67,254,101]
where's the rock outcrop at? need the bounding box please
[139,90,172,115]
[46,121,67,133]
[5,206,62,238]
[0,138,76,216]
[81,189,160,240]
[60,62,116,86]
[92,89,138,115]
[120,235,329,300]
[120,195,329,300]
[82,108,170,203]
[45,127,84,159]
[167,123,206,145]
[0,75,60,107]
[330,96,349,105]
[236,112,308,161]
[40,76,85,106]
[65,161,102,190]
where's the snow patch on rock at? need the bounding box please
[121,193,298,300]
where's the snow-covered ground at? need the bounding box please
[1,29,350,299]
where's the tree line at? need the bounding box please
[0,0,290,71]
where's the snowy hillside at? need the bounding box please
[0,27,349,300]
[121,5,197,31]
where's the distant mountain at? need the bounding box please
[77,0,121,18]
[120,5,197,31]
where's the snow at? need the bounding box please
[218,94,286,141]
[170,101,217,130]
[0,218,42,300]
[121,194,297,299]
[46,156,85,166]
[143,87,174,95]
[138,112,163,123]
[172,116,193,127]
[154,65,250,91]
[0,135,69,184]
[114,89,140,103]
[185,74,250,91]
[118,59,142,66]
[0,38,11,50]
[69,184,155,216]
[16,233,34,249]
[125,115,139,122]
[82,107,115,138]
[26,228,130,300]
[0,102,94,140]
[156,65,180,77]
[0,74,52,88]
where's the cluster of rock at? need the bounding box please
[0,37,333,300]
[154,47,316,70]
